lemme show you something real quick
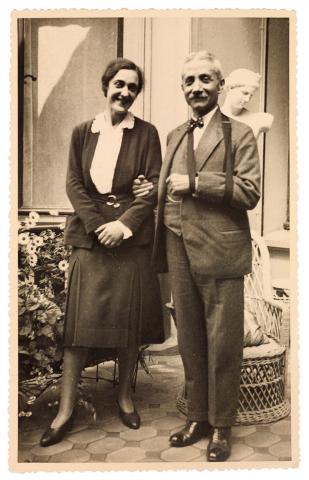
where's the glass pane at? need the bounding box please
[190,18,262,113]
[22,18,119,210]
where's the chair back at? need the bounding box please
[244,231,282,341]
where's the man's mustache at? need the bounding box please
[190,94,207,99]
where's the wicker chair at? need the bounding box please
[171,231,290,425]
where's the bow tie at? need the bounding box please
[187,117,204,131]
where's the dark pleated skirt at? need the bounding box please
[63,242,165,350]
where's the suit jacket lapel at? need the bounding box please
[195,109,224,171]
[158,123,188,203]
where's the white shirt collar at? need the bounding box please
[91,110,135,134]
[193,105,218,128]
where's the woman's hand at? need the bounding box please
[95,222,124,248]
[132,175,154,198]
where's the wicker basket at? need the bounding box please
[176,348,290,425]
[235,352,290,424]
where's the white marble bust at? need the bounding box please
[221,68,274,139]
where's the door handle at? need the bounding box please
[24,74,37,85]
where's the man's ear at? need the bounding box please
[218,79,225,94]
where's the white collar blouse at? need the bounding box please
[90,110,135,194]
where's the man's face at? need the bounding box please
[181,59,224,117]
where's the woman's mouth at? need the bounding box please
[114,97,130,108]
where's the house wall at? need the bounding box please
[19,16,291,284]
[124,16,289,238]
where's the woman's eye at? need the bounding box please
[128,84,138,93]
[114,80,125,88]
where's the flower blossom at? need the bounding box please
[32,235,44,247]
[29,211,40,223]
[18,232,30,245]
[58,260,69,272]
[26,243,37,255]
[29,254,38,267]
[24,218,36,229]
[43,230,56,240]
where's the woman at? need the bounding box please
[40,58,164,447]
[221,68,274,138]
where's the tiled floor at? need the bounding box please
[18,353,291,465]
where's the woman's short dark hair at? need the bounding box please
[101,58,144,96]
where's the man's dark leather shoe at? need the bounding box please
[169,420,211,447]
[206,427,232,462]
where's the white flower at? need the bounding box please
[29,254,38,267]
[59,222,65,230]
[24,218,36,229]
[58,260,69,272]
[18,232,30,245]
[43,231,55,241]
[29,211,40,223]
[32,235,44,247]
[26,242,37,255]
[49,210,59,216]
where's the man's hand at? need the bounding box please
[166,173,190,195]
[132,175,154,198]
[95,222,124,248]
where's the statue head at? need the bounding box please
[224,68,261,112]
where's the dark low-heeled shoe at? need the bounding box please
[206,427,232,462]
[169,420,212,447]
[117,401,140,430]
[40,412,74,447]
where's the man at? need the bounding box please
[135,51,260,462]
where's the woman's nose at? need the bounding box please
[121,85,129,96]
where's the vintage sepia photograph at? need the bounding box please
[10,8,297,472]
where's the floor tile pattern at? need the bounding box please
[18,354,291,465]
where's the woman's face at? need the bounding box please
[106,69,139,116]
[228,85,256,110]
